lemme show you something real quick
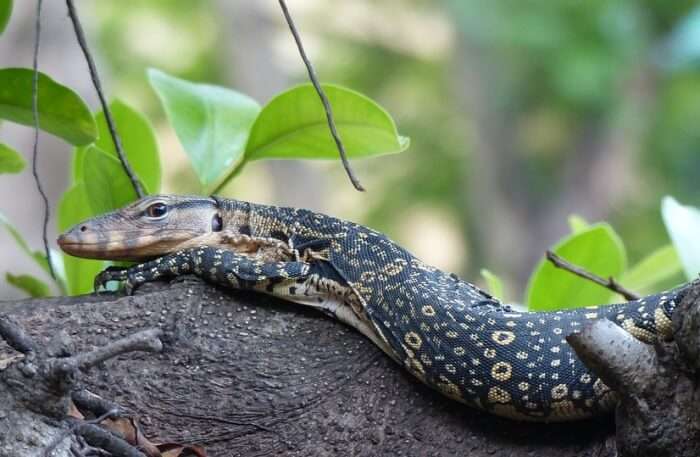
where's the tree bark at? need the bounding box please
[2,278,622,457]
[569,280,700,457]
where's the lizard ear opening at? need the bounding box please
[211,213,223,232]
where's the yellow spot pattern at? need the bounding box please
[404,331,422,350]
[488,386,511,404]
[491,330,516,346]
[421,305,436,317]
[491,361,513,382]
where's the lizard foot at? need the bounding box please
[94,266,139,295]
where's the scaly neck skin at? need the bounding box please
[57,195,689,422]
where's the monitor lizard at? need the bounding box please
[57,195,688,422]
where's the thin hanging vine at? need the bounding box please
[278,0,365,192]
[65,0,145,199]
[31,0,55,279]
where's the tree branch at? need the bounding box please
[0,281,615,457]
[50,328,163,377]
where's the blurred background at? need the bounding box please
[0,0,698,301]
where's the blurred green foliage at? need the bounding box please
[0,0,11,35]
[451,1,700,281]
[0,142,24,174]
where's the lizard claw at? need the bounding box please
[123,279,136,296]
[93,266,129,294]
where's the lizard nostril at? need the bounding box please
[80,225,87,232]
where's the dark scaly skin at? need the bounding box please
[58,195,690,422]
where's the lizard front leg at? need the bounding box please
[94,246,312,295]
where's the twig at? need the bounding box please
[277,0,365,192]
[0,315,38,354]
[65,0,144,198]
[546,250,640,301]
[72,389,126,418]
[31,0,56,280]
[51,328,163,376]
[44,409,122,457]
[75,422,147,457]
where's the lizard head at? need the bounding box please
[57,195,225,261]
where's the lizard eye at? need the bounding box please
[145,202,168,219]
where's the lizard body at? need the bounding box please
[58,195,688,422]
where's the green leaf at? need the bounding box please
[0,0,12,35]
[0,210,51,275]
[6,272,49,298]
[480,269,505,301]
[148,68,260,189]
[213,83,409,193]
[0,68,97,145]
[661,196,700,280]
[72,99,160,193]
[81,145,139,215]
[526,223,627,311]
[620,244,683,294]
[568,214,589,234]
[245,83,409,160]
[58,183,107,295]
[0,142,25,173]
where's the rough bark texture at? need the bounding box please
[1,279,618,457]
[568,280,700,457]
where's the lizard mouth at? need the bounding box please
[57,230,184,261]
[57,236,153,261]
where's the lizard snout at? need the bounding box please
[57,224,88,243]
[57,223,103,257]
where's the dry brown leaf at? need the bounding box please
[101,416,161,456]
[67,399,85,420]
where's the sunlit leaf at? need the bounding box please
[213,83,411,193]
[480,269,505,301]
[0,0,12,35]
[526,223,627,311]
[0,68,96,145]
[148,68,260,190]
[58,183,107,295]
[244,83,409,163]
[6,272,49,298]
[661,196,700,280]
[0,142,25,173]
[72,99,160,193]
[80,145,139,215]
[620,244,683,294]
